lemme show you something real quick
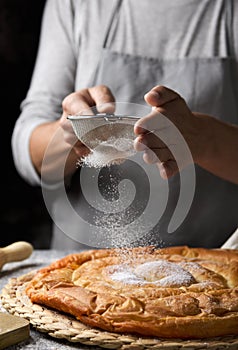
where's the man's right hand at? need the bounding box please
[60,85,115,158]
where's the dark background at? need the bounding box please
[0,0,52,248]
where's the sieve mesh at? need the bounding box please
[67,114,140,150]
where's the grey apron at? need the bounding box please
[51,0,238,249]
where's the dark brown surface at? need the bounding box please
[0,0,52,248]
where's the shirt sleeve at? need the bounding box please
[11,0,77,186]
[232,1,238,84]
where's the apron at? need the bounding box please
[50,0,238,250]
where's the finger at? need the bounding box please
[134,134,166,152]
[134,110,170,136]
[134,136,147,152]
[89,85,115,113]
[157,162,167,179]
[139,132,166,148]
[59,113,73,130]
[74,144,90,158]
[64,132,79,145]
[157,160,179,179]
[144,85,181,108]
[59,114,77,142]
[154,148,174,163]
[143,149,159,164]
[62,90,95,116]
[134,121,148,135]
[143,146,174,164]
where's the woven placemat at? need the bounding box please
[1,272,238,350]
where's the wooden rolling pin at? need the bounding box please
[0,241,33,271]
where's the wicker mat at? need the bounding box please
[1,272,238,350]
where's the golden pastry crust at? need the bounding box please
[26,246,238,339]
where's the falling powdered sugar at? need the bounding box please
[77,129,165,249]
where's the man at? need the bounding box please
[12,0,238,249]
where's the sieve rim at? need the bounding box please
[67,114,141,122]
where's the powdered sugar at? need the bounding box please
[108,269,144,285]
[108,260,196,287]
[81,136,136,168]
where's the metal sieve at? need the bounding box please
[67,113,140,150]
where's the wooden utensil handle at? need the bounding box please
[1,241,33,264]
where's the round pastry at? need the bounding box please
[26,246,238,339]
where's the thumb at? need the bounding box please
[144,85,181,107]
